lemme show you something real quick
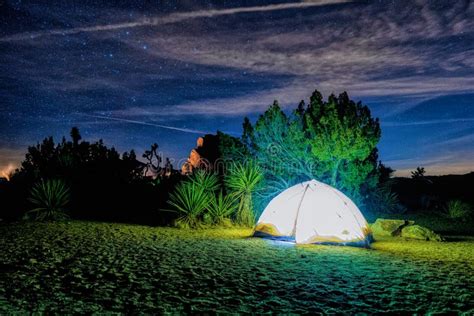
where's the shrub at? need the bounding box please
[167,182,211,228]
[208,191,238,226]
[377,187,404,214]
[190,169,220,192]
[444,200,472,221]
[364,185,405,216]
[225,162,263,227]
[25,179,71,221]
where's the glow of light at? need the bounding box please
[254,179,371,245]
[1,164,15,181]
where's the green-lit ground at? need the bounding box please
[0,221,473,313]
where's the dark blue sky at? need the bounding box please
[1,0,473,176]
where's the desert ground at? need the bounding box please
[1,221,472,313]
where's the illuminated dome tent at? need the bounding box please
[254,180,372,246]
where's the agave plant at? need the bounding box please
[208,191,238,225]
[364,185,404,215]
[167,181,211,228]
[225,161,263,227]
[189,169,220,192]
[25,179,71,221]
[444,200,472,221]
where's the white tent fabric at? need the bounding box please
[254,179,371,246]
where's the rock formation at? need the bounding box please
[370,218,443,241]
[181,134,220,175]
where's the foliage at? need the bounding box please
[411,166,426,179]
[17,128,146,183]
[225,162,263,226]
[365,184,405,216]
[167,181,211,228]
[207,191,238,225]
[246,101,314,181]
[241,90,381,202]
[189,169,220,193]
[377,162,395,183]
[304,91,381,198]
[6,127,178,224]
[217,131,249,163]
[25,179,71,221]
[444,200,472,221]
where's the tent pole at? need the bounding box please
[291,184,310,237]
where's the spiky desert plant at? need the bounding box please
[444,200,472,221]
[225,161,263,227]
[167,182,211,228]
[208,191,238,225]
[25,179,71,221]
[190,169,220,192]
[375,186,403,214]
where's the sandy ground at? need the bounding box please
[0,221,473,313]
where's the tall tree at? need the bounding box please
[305,91,381,198]
[70,127,82,148]
[249,101,313,181]
[239,90,381,201]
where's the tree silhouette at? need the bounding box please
[70,127,82,147]
[9,127,177,224]
[142,143,162,176]
[411,166,426,179]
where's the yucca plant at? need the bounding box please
[189,169,220,192]
[225,161,263,227]
[167,182,211,228]
[375,186,403,214]
[25,179,71,221]
[208,191,238,225]
[444,200,472,221]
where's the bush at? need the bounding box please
[189,169,220,192]
[444,200,472,221]
[25,179,71,221]
[167,182,211,228]
[225,162,263,227]
[364,185,406,216]
[207,191,238,226]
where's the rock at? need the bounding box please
[181,135,220,174]
[401,225,443,241]
[181,138,205,174]
[370,219,414,238]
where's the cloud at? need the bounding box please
[1,1,473,175]
[0,0,352,42]
[126,1,472,77]
[111,0,473,114]
[383,117,474,127]
[99,75,474,118]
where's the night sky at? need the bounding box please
[1,0,473,177]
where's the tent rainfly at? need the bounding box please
[254,179,372,246]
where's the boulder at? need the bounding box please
[401,225,443,241]
[370,219,414,238]
[181,135,220,175]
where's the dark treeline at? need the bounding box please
[0,128,182,224]
[392,173,474,211]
